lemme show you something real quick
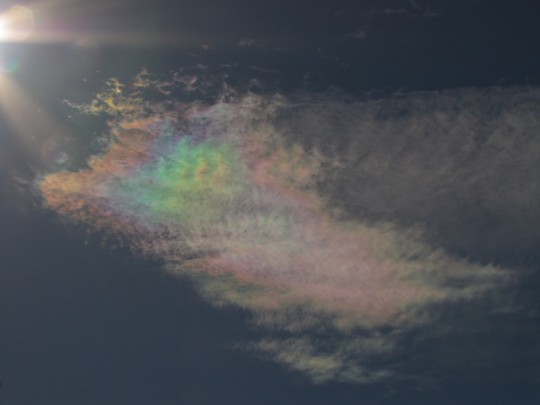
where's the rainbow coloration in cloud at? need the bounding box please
[109,136,248,230]
[40,79,511,382]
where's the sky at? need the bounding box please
[1,0,540,404]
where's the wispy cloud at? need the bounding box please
[39,76,538,383]
[381,0,440,18]
[237,38,267,48]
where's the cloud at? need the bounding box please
[281,88,540,263]
[253,336,395,383]
[346,29,367,40]
[38,77,539,383]
[379,0,440,18]
[237,38,267,49]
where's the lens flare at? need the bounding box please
[0,5,34,41]
[0,52,19,73]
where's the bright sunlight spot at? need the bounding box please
[0,5,34,42]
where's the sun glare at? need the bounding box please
[0,5,34,42]
[0,19,6,40]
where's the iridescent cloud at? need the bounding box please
[39,77,525,382]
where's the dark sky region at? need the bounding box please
[1,0,540,404]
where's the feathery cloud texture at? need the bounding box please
[40,78,539,382]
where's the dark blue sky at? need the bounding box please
[1,0,540,403]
